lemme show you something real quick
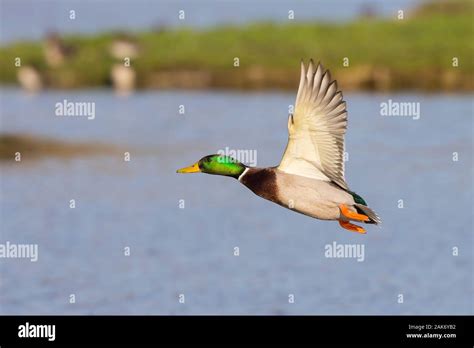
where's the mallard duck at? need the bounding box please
[177,60,380,233]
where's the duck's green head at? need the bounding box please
[177,154,246,178]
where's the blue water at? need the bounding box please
[0,88,472,314]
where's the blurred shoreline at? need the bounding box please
[0,0,472,92]
[0,134,118,160]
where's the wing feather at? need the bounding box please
[278,60,349,190]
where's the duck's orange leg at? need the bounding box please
[339,220,366,234]
[339,204,369,222]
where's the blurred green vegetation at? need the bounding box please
[0,0,472,91]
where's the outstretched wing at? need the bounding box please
[278,60,349,190]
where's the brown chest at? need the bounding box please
[240,168,280,203]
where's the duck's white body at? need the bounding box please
[274,169,356,220]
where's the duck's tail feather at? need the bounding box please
[354,204,381,225]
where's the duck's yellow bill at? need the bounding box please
[176,162,200,173]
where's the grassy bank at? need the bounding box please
[0,0,472,91]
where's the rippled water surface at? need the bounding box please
[0,88,472,314]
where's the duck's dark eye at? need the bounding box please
[199,156,213,166]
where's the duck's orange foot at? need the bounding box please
[339,220,366,234]
[339,204,369,222]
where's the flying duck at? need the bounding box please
[177,60,380,233]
